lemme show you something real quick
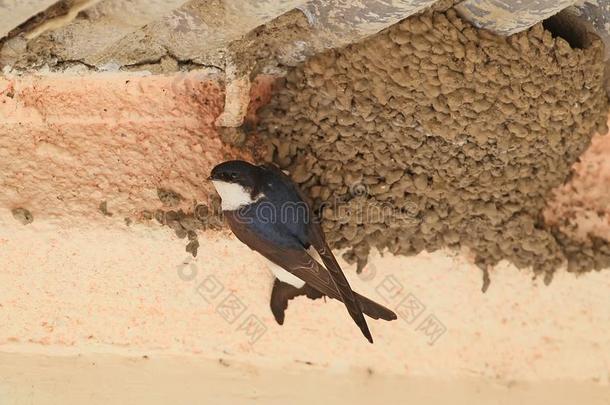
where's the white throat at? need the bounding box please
[212,180,261,211]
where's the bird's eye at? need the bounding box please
[229,172,238,180]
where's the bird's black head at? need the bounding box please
[209,160,264,210]
[209,160,259,187]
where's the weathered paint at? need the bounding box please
[298,0,438,48]
[25,0,189,62]
[456,0,577,35]
[0,0,58,38]
[89,0,309,67]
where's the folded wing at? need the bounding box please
[226,211,397,336]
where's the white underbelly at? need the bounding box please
[268,262,306,288]
[266,247,323,289]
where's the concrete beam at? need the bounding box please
[298,0,438,49]
[89,0,309,67]
[0,0,59,38]
[456,0,577,35]
[25,0,190,64]
[24,0,102,40]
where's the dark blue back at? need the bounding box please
[234,166,311,248]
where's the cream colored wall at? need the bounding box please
[1,353,610,405]
[1,213,610,403]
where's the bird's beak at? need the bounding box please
[207,175,213,181]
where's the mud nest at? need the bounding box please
[258,6,610,283]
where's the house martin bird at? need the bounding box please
[209,160,397,343]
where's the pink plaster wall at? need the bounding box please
[0,72,272,224]
[545,124,610,241]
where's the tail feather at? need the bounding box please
[270,279,323,325]
[270,278,397,326]
[354,292,397,321]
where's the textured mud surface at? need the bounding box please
[11,207,33,225]
[259,5,610,282]
[154,188,224,258]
